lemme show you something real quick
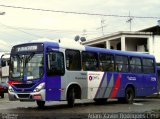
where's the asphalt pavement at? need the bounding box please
[0,94,160,119]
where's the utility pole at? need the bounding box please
[126,11,133,31]
[97,18,107,36]
[82,29,87,37]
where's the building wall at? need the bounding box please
[153,35,160,63]
[109,40,120,50]
[125,39,137,51]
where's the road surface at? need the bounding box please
[0,94,160,119]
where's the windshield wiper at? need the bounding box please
[25,52,35,67]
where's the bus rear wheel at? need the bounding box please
[125,87,134,104]
[67,88,75,107]
[36,101,45,108]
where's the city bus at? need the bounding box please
[0,53,10,81]
[8,40,158,108]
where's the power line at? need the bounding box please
[15,26,82,33]
[0,23,101,40]
[0,4,160,19]
[0,22,43,38]
[0,24,99,34]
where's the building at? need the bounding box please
[82,25,160,63]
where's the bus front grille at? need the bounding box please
[14,83,35,88]
[17,94,30,98]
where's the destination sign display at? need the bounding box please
[11,43,44,54]
[17,45,38,52]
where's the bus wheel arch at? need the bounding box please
[66,83,81,107]
[125,84,135,104]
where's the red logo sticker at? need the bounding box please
[89,76,92,81]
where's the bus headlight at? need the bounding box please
[33,83,45,92]
[8,86,14,92]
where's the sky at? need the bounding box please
[0,0,159,51]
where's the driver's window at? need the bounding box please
[47,51,65,76]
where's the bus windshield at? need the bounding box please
[10,53,44,81]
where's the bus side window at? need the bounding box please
[1,60,6,67]
[47,51,65,76]
[65,49,81,71]
[129,57,142,73]
[142,58,154,74]
[82,51,98,71]
[99,53,114,72]
[115,55,129,72]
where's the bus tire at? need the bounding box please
[125,87,134,104]
[1,93,4,98]
[67,88,75,107]
[36,101,45,108]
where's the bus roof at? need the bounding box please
[85,45,155,59]
[13,41,155,59]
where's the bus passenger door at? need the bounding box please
[46,50,65,101]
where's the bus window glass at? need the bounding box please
[11,57,23,78]
[99,53,114,71]
[82,51,98,71]
[143,58,154,73]
[115,55,129,72]
[10,53,44,80]
[129,57,142,73]
[65,49,81,70]
[1,60,6,67]
[47,51,65,76]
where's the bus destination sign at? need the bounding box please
[11,43,44,54]
[17,45,37,52]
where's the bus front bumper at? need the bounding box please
[8,89,46,101]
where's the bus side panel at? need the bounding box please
[133,74,145,97]
[93,72,121,99]
[143,74,157,96]
[62,71,88,100]
[45,76,61,101]
[88,72,105,99]
[114,73,144,98]
[109,73,124,98]
[100,72,115,99]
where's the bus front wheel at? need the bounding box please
[67,88,75,107]
[1,93,4,98]
[125,87,134,104]
[36,101,45,108]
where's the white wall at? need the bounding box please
[153,36,160,63]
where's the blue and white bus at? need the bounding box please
[8,40,158,108]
